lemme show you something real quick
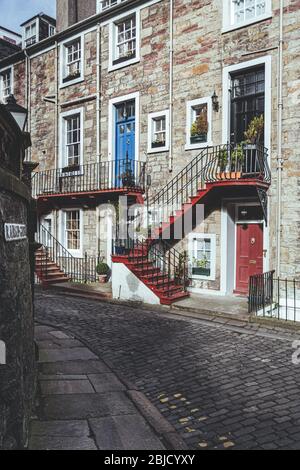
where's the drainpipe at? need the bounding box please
[276,0,284,276]
[168,0,174,172]
[55,40,59,170]
[24,50,31,160]
[96,23,101,162]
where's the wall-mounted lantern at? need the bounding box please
[212,91,219,112]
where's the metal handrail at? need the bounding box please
[32,159,146,198]
[36,224,98,283]
[113,238,188,296]
[152,143,270,220]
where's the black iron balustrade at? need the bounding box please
[151,143,270,227]
[112,238,188,297]
[249,272,300,322]
[36,224,98,284]
[32,159,146,198]
[248,270,275,314]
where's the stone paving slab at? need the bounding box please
[40,360,110,375]
[30,420,90,437]
[41,379,95,395]
[39,347,98,363]
[36,338,84,349]
[89,414,165,450]
[29,435,97,450]
[41,393,137,421]
[39,374,88,381]
[88,373,125,392]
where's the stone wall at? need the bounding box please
[0,106,36,449]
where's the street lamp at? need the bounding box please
[5,94,28,132]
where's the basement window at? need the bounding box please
[189,234,216,280]
[60,35,84,87]
[109,11,140,71]
[148,110,169,153]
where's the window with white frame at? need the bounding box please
[65,210,81,252]
[116,15,136,63]
[61,35,84,86]
[109,12,140,70]
[65,114,81,167]
[24,22,37,47]
[0,68,12,102]
[186,97,212,149]
[49,25,56,37]
[97,0,127,12]
[148,110,169,153]
[189,234,216,280]
[224,0,271,30]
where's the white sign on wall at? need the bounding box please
[4,223,27,242]
[0,341,5,365]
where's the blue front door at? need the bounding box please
[115,100,135,188]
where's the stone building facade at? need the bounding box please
[0,0,299,300]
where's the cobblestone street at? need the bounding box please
[35,290,300,450]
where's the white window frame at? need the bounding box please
[223,0,272,33]
[49,25,56,37]
[59,108,84,169]
[148,110,169,154]
[59,33,85,88]
[109,10,140,72]
[61,209,83,258]
[97,0,121,12]
[23,19,39,48]
[0,66,13,103]
[188,233,216,281]
[185,97,212,151]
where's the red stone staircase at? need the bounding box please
[112,144,271,304]
[112,239,189,305]
[35,247,71,286]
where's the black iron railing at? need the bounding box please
[112,238,188,296]
[32,159,146,198]
[249,272,300,322]
[152,143,270,227]
[248,270,275,314]
[36,225,98,283]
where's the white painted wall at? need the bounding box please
[112,262,160,305]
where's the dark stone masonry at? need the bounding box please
[0,103,36,449]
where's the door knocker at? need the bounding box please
[250,237,256,245]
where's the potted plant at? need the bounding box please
[244,114,264,149]
[96,262,110,283]
[192,256,210,277]
[121,167,135,187]
[217,147,229,179]
[190,112,208,144]
[230,143,244,178]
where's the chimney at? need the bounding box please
[56,0,96,32]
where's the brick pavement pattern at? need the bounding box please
[35,291,300,450]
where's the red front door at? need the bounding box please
[235,223,263,295]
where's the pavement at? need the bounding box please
[34,290,300,450]
[30,324,178,450]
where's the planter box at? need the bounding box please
[62,165,80,174]
[216,171,241,180]
[151,142,166,149]
[192,267,210,276]
[190,134,207,144]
